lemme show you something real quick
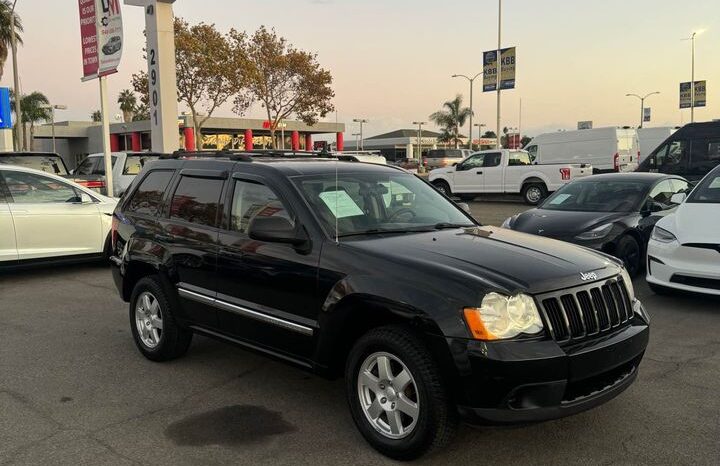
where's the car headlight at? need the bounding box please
[463,292,544,340]
[500,215,517,229]
[575,223,613,240]
[620,267,635,301]
[651,226,677,243]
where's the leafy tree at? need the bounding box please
[482,130,496,138]
[429,95,472,149]
[19,91,50,150]
[234,26,334,149]
[0,1,22,81]
[175,18,248,150]
[520,135,532,148]
[90,110,102,122]
[117,89,137,123]
[130,72,149,121]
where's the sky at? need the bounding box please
[3,0,719,139]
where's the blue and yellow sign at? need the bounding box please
[483,50,498,92]
[499,47,516,90]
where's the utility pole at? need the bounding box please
[452,73,482,150]
[352,132,360,151]
[10,0,22,150]
[518,98,522,147]
[40,103,68,153]
[353,118,368,150]
[496,0,502,149]
[625,92,660,128]
[412,121,425,160]
[691,32,696,123]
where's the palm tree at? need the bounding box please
[0,1,23,81]
[90,110,102,122]
[117,89,136,123]
[429,95,472,149]
[20,91,51,151]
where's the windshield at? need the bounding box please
[541,180,647,212]
[294,171,475,237]
[0,155,68,175]
[687,170,720,203]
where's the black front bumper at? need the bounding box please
[447,301,649,424]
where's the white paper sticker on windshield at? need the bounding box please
[549,193,572,204]
[319,190,364,218]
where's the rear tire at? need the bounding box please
[345,325,457,460]
[521,183,547,205]
[432,180,452,197]
[458,194,476,201]
[616,235,642,278]
[129,276,192,362]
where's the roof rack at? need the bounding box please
[161,149,336,161]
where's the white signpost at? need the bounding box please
[125,0,179,153]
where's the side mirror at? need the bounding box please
[642,201,663,216]
[452,162,458,167]
[670,192,686,204]
[457,202,471,214]
[248,216,307,247]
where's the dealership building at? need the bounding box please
[32,116,346,169]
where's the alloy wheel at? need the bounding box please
[135,291,164,349]
[357,352,420,440]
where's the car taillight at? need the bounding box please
[613,153,619,172]
[559,167,571,180]
[78,180,106,189]
[111,215,119,251]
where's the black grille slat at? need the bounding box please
[576,291,599,334]
[539,276,634,345]
[542,298,569,341]
[590,288,610,330]
[560,294,585,338]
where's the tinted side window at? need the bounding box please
[483,152,502,167]
[126,170,174,216]
[170,176,224,227]
[230,180,293,234]
[93,156,117,175]
[689,138,720,177]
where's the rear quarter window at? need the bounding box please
[126,170,174,216]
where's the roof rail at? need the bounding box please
[161,149,335,161]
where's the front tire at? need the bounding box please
[521,183,547,205]
[345,325,457,460]
[129,276,192,362]
[432,180,452,197]
[616,235,642,278]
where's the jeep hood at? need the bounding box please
[344,226,621,294]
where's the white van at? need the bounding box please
[637,127,678,163]
[524,127,639,173]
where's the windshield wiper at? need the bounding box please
[338,227,434,238]
[432,222,475,230]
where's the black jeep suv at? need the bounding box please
[110,152,650,460]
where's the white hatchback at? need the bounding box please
[646,165,720,295]
[0,165,117,265]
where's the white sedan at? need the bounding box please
[646,165,720,295]
[0,164,117,266]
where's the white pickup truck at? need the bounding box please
[428,149,592,204]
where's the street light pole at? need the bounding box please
[39,104,67,153]
[625,92,660,128]
[452,72,482,150]
[412,121,425,160]
[496,0,502,149]
[352,133,360,151]
[353,119,368,150]
[691,32,696,123]
[10,0,22,150]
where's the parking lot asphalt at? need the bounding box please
[1,202,719,466]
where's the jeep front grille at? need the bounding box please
[537,276,634,344]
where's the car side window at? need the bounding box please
[459,154,484,170]
[93,156,117,175]
[526,145,538,162]
[74,157,97,175]
[483,152,502,167]
[646,180,675,208]
[169,176,225,227]
[230,180,294,234]
[658,140,687,170]
[126,170,174,216]
[2,171,81,204]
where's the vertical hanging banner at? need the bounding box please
[679,82,692,109]
[694,80,706,107]
[643,107,651,122]
[78,0,123,80]
[483,50,498,92]
[499,47,516,90]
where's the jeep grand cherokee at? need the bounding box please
[109,152,650,460]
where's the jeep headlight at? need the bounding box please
[463,292,544,340]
